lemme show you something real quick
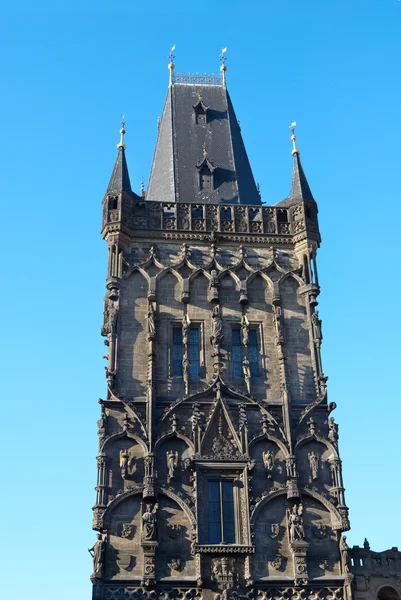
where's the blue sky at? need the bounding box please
[1,1,400,598]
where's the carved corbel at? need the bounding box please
[181,278,190,303]
[147,277,156,302]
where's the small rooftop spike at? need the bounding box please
[168,45,175,86]
[287,122,315,204]
[220,47,227,87]
[106,118,132,195]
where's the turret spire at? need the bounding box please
[168,45,175,86]
[287,122,315,204]
[220,47,227,87]
[106,118,132,195]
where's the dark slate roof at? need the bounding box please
[106,147,132,195]
[276,151,315,207]
[146,84,261,205]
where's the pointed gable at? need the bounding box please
[201,396,242,458]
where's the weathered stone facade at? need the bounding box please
[90,72,400,600]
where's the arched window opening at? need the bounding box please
[108,196,118,210]
[277,209,288,223]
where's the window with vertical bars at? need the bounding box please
[172,327,183,376]
[189,328,200,377]
[172,326,200,377]
[208,481,235,544]
[232,329,242,379]
[248,329,259,377]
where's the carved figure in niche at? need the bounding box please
[183,356,190,384]
[210,305,223,350]
[182,314,191,346]
[340,535,350,573]
[308,451,319,480]
[328,417,339,443]
[241,314,249,347]
[307,417,316,436]
[142,503,158,540]
[262,450,275,477]
[287,503,305,542]
[97,404,107,437]
[146,303,156,340]
[242,358,251,393]
[286,456,297,478]
[119,449,129,477]
[209,269,219,289]
[273,305,283,340]
[88,534,105,577]
[166,450,179,481]
[311,310,323,341]
[102,299,119,337]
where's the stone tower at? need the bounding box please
[90,59,359,600]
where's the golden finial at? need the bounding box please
[202,143,207,157]
[220,47,227,87]
[197,90,203,100]
[289,121,299,155]
[168,45,175,86]
[117,115,126,149]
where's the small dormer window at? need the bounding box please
[193,98,210,125]
[200,165,212,190]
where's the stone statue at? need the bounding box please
[242,358,251,392]
[328,417,339,443]
[286,456,297,478]
[262,450,275,476]
[102,300,119,337]
[211,305,223,349]
[288,503,305,542]
[311,310,322,341]
[308,451,319,480]
[142,503,158,540]
[307,417,316,436]
[210,269,219,289]
[183,356,190,384]
[166,450,179,480]
[241,315,249,347]
[340,535,350,573]
[273,305,283,340]
[120,449,129,472]
[182,314,190,346]
[146,303,156,340]
[88,534,105,577]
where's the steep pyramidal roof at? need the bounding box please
[106,145,132,195]
[146,83,261,205]
[276,137,315,207]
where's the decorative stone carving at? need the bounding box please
[146,303,156,341]
[269,554,283,570]
[328,417,339,443]
[311,310,323,341]
[166,523,182,539]
[101,298,119,337]
[307,417,316,436]
[182,314,191,346]
[241,314,249,347]
[120,449,129,478]
[242,358,251,393]
[340,535,351,573]
[211,556,236,585]
[166,450,179,482]
[286,456,297,478]
[210,305,223,352]
[287,503,305,542]
[88,533,105,579]
[312,523,327,539]
[142,502,158,541]
[262,450,275,478]
[121,523,134,538]
[308,451,319,480]
[168,557,183,571]
[269,523,280,538]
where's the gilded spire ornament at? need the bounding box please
[289,121,299,155]
[168,45,175,86]
[117,115,126,149]
[220,47,227,87]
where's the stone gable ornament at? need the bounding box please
[116,551,132,571]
